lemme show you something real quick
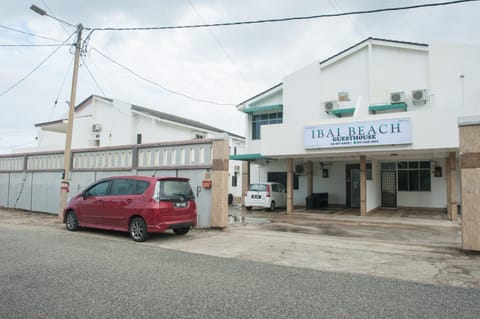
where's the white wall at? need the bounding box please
[429,43,480,110]
[312,162,346,205]
[366,160,381,212]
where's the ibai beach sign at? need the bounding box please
[304,118,412,149]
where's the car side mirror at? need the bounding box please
[82,191,88,199]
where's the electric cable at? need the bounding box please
[0,43,71,47]
[84,0,478,34]
[82,56,135,117]
[82,56,107,97]
[90,47,235,106]
[0,24,63,43]
[0,32,75,97]
[40,0,72,36]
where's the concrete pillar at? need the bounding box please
[241,160,249,206]
[360,155,367,216]
[210,136,229,228]
[286,158,294,214]
[459,119,480,251]
[307,160,313,198]
[448,152,458,221]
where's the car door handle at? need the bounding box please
[126,199,133,204]
[96,200,103,206]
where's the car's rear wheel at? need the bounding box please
[173,227,190,235]
[65,210,79,231]
[246,206,252,211]
[129,217,148,242]
[268,201,276,212]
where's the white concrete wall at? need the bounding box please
[250,90,282,107]
[429,43,480,110]
[367,160,381,212]
[312,162,346,205]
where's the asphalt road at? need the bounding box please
[1,224,479,319]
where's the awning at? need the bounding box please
[229,153,266,160]
[369,103,407,114]
[331,108,355,117]
[242,104,283,114]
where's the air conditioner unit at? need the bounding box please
[234,165,240,173]
[323,100,338,112]
[390,91,406,104]
[294,164,305,175]
[412,89,427,105]
[92,123,102,132]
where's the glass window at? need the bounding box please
[154,179,194,201]
[397,161,431,192]
[249,184,267,192]
[251,112,283,140]
[87,180,110,197]
[232,173,238,187]
[111,179,150,195]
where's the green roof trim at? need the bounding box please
[331,107,355,117]
[369,103,407,114]
[242,104,283,114]
[229,153,265,160]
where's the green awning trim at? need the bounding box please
[242,104,283,114]
[331,107,355,117]
[229,153,265,160]
[369,103,407,114]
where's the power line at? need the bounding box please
[81,56,107,97]
[0,32,75,97]
[0,24,63,43]
[0,43,70,47]
[40,0,72,35]
[85,0,478,34]
[90,47,235,106]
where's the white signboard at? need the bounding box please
[304,118,412,149]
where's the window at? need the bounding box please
[232,173,238,187]
[86,180,110,197]
[111,179,150,195]
[397,161,431,192]
[267,172,299,190]
[252,112,283,140]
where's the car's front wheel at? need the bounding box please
[129,217,148,242]
[65,210,79,231]
[173,227,190,235]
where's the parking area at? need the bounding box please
[228,205,461,248]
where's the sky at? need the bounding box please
[0,0,479,153]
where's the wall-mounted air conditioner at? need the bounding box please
[323,100,338,112]
[92,123,102,132]
[294,164,305,175]
[390,91,406,104]
[412,89,428,105]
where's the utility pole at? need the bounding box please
[58,23,83,220]
[30,5,83,220]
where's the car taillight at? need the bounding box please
[266,184,270,197]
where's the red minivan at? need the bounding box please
[63,176,197,242]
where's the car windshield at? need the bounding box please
[249,184,267,192]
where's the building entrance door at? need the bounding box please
[350,169,360,208]
[381,170,397,208]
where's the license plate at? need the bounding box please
[174,202,187,208]
[252,195,261,199]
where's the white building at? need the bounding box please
[34,95,245,200]
[233,38,480,216]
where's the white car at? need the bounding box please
[244,182,287,211]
